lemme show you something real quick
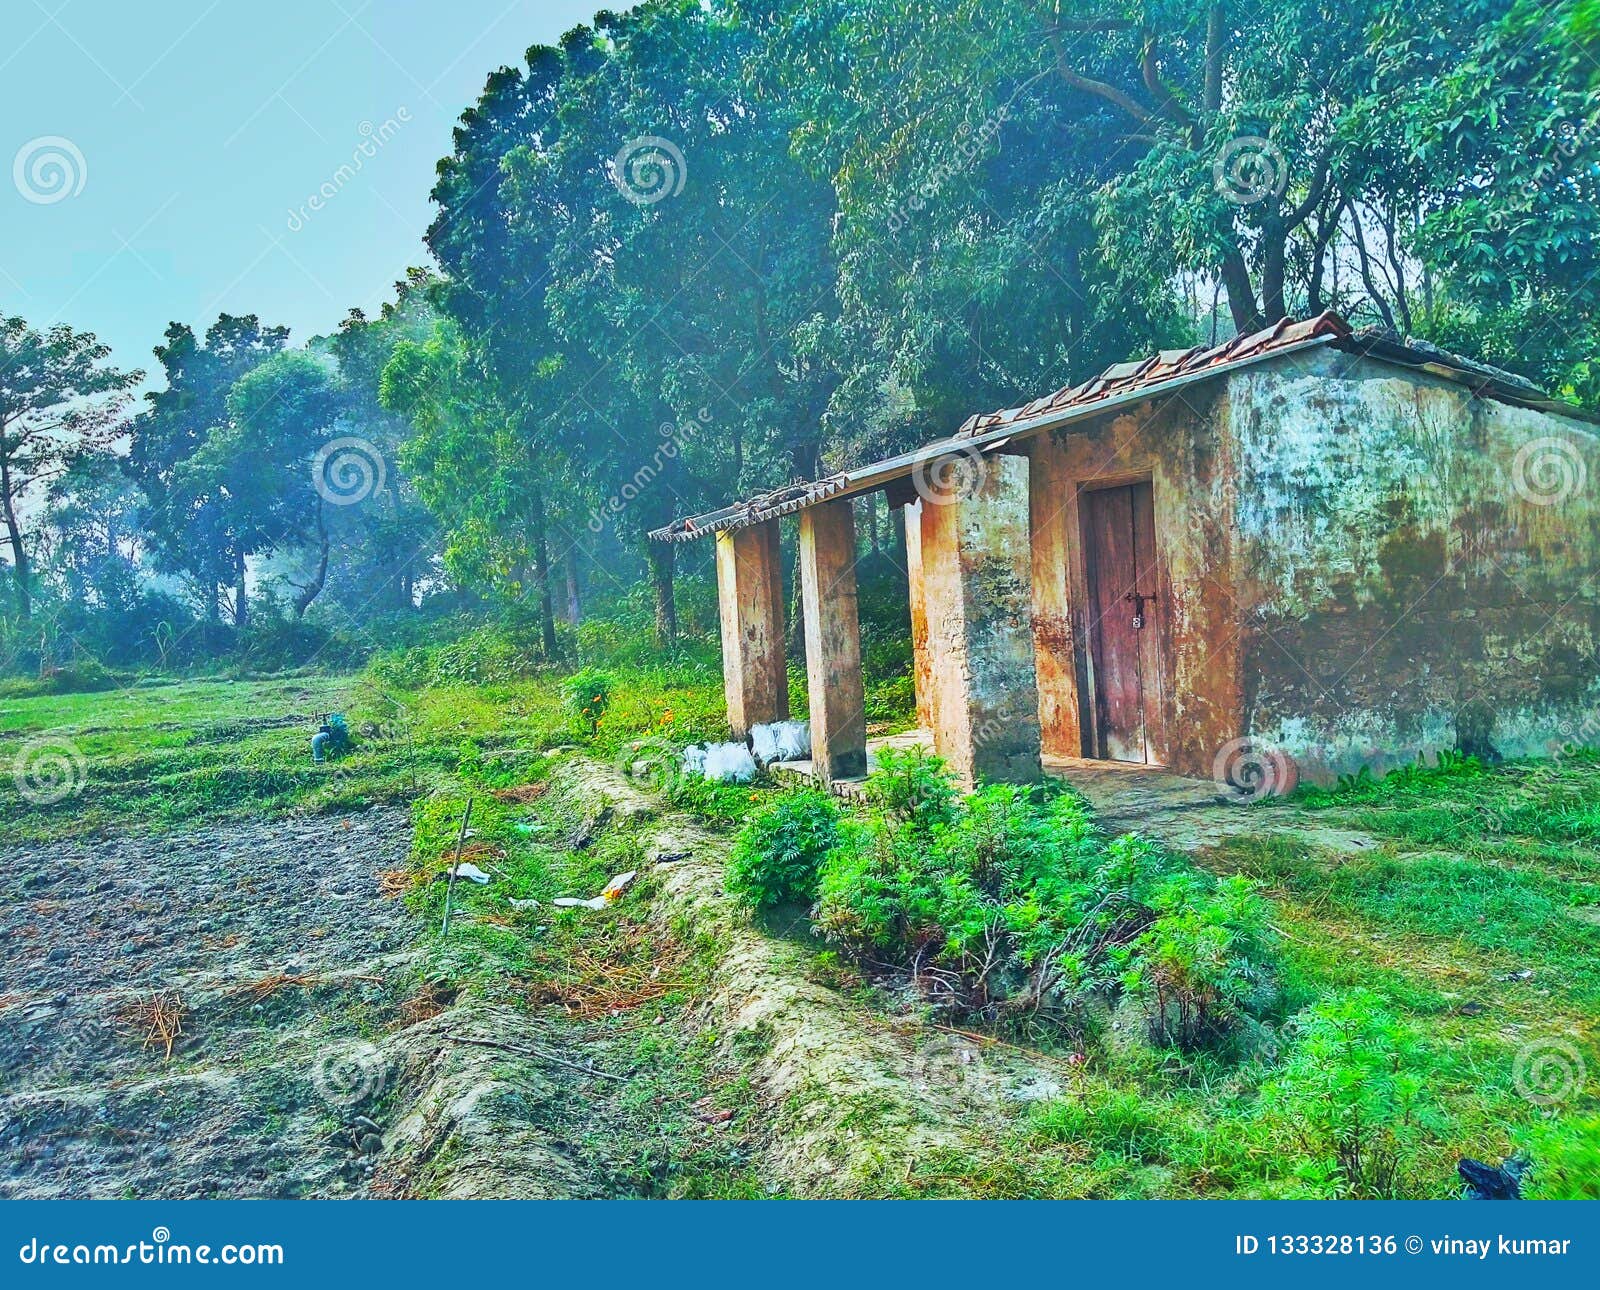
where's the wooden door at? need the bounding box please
[1082,481,1163,762]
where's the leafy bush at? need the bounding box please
[364,645,437,692]
[727,789,842,909]
[1258,990,1433,1198]
[864,673,916,726]
[812,756,1278,1043]
[432,625,542,685]
[234,614,361,673]
[862,745,958,834]
[564,666,613,735]
[1520,1116,1600,1199]
[1121,872,1279,1048]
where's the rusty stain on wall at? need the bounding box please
[1230,349,1600,780]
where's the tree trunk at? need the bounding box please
[0,454,30,619]
[649,541,677,647]
[233,552,249,630]
[293,507,330,619]
[529,486,557,657]
[1220,241,1262,333]
[1260,223,1288,326]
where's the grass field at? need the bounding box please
[2,663,1596,1198]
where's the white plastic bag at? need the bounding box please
[750,719,810,765]
[699,741,757,782]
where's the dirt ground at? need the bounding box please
[0,809,421,1199]
[0,763,1083,1200]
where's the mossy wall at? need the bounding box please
[1227,349,1600,780]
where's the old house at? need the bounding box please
[652,314,1600,791]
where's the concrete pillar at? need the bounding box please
[1027,437,1081,759]
[798,499,868,781]
[919,454,1043,785]
[715,521,788,737]
[903,498,935,731]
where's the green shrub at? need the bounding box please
[864,673,916,726]
[1520,1116,1600,1199]
[432,625,541,685]
[564,666,613,735]
[365,645,436,692]
[1257,990,1434,1198]
[862,744,958,834]
[1121,872,1278,1048]
[812,759,1278,1044]
[727,789,842,909]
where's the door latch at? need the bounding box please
[1124,591,1156,630]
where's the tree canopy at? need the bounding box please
[7,0,1596,660]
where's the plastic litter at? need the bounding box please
[681,741,757,783]
[448,862,491,885]
[750,719,810,765]
[553,869,637,911]
[507,896,540,910]
[707,742,757,781]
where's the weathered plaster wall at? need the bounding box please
[919,455,1042,784]
[715,521,788,736]
[1228,349,1600,780]
[1026,389,1242,777]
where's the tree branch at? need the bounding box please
[1284,140,1337,230]
[1047,31,1155,123]
[1204,5,1226,117]
[1141,36,1194,132]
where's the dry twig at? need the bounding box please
[124,992,186,1060]
[493,782,550,805]
[230,973,319,1001]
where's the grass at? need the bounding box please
[4,653,1595,1198]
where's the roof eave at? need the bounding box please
[652,332,1340,542]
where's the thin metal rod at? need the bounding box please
[440,797,474,937]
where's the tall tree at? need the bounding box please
[428,2,844,643]
[127,314,288,624]
[42,452,144,617]
[202,350,344,623]
[0,315,140,618]
[381,320,548,618]
[318,272,440,617]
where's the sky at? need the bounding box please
[0,0,600,389]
